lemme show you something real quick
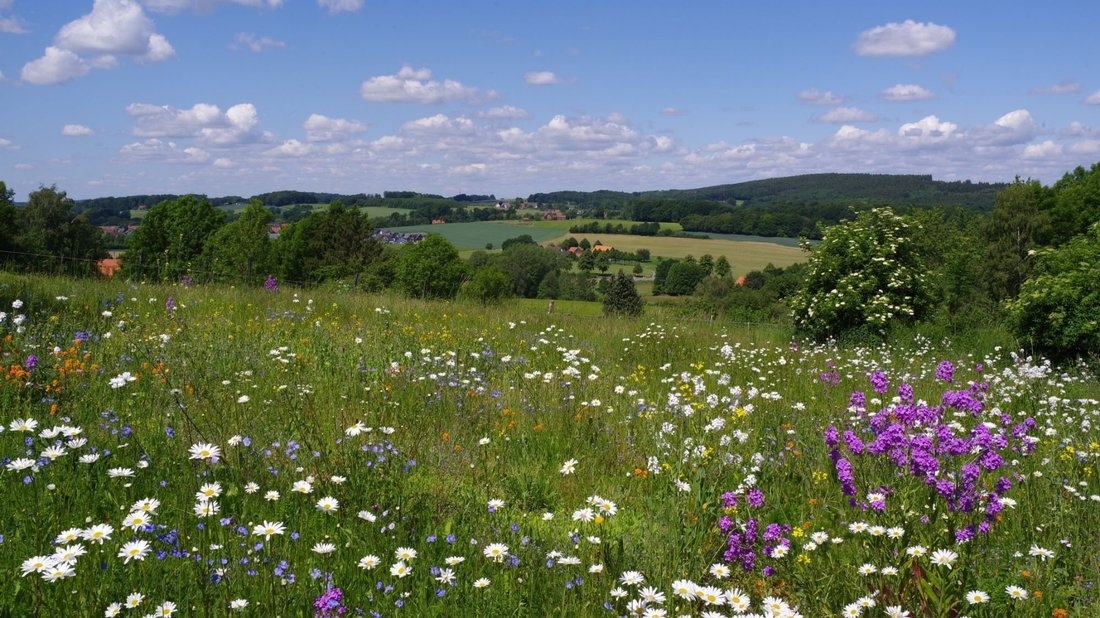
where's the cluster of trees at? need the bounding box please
[783,163,1100,358]
[0,183,106,276]
[653,254,731,296]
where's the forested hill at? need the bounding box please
[529,173,1006,210]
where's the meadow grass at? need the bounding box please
[1,272,1098,617]
[559,234,805,276]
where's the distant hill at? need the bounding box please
[530,173,1006,211]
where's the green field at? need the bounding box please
[384,221,569,248]
[564,233,805,275]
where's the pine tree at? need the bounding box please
[603,270,644,317]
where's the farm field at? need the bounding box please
[383,221,571,248]
[563,233,805,274]
[2,273,1098,617]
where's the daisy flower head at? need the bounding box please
[487,498,504,512]
[445,556,466,566]
[695,585,725,605]
[54,528,83,544]
[52,544,87,565]
[244,482,259,494]
[905,545,927,558]
[42,562,77,582]
[107,467,134,478]
[358,555,381,569]
[857,563,877,576]
[671,579,697,599]
[473,577,490,588]
[708,563,730,579]
[483,543,509,562]
[1028,545,1054,561]
[966,590,990,604]
[122,511,152,531]
[20,555,57,577]
[188,443,221,461]
[196,482,222,500]
[560,458,577,475]
[104,602,123,617]
[619,570,644,586]
[229,598,249,610]
[153,601,177,616]
[132,498,160,513]
[884,606,910,618]
[126,592,144,608]
[117,539,152,563]
[292,479,313,494]
[82,523,114,544]
[395,546,418,561]
[315,496,339,513]
[1005,585,1028,600]
[264,490,281,502]
[390,561,411,578]
[193,500,220,518]
[312,542,336,555]
[930,548,958,569]
[252,520,286,540]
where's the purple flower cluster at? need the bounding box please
[718,488,791,577]
[264,274,279,292]
[314,586,346,617]
[824,363,1036,536]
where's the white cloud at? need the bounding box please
[126,101,263,145]
[57,0,157,55]
[1085,91,1100,105]
[269,139,313,157]
[303,113,367,141]
[853,20,956,57]
[317,0,363,14]
[232,32,285,53]
[994,109,1035,132]
[816,107,878,123]
[798,88,844,106]
[0,137,14,149]
[482,105,528,119]
[21,47,94,85]
[401,114,475,135]
[213,157,234,168]
[879,84,934,101]
[451,163,488,174]
[62,124,95,136]
[360,65,481,104]
[1022,140,1062,158]
[0,15,26,33]
[1029,80,1080,95]
[898,115,959,145]
[21,0,173,85]
[119,138,212,163]
[660,107,687,117]
[524,71,562,85]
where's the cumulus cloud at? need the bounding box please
[21,0,174,85]
[1029,80,1080,95]
[317,0,364,13]
[880,83,934,101]
[401,114,475,135]
[524,71,563,85]
[126,101,263,145]
[303,113,367,141]
[269,139,313,157]
[1086,91,1100,105]
[119,138,211,163]
[232,32,285,53]
[1022,140,1062,158]
[815,107,878,123]
[360,65,481,104]
[798,88,844,106]
[62,124,95,136]
[898,115,959,146]
[853,20,955,56]
[482,105,528,119]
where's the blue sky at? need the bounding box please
[2,0,1099,200]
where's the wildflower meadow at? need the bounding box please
[1,273,1098,617]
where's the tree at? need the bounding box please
[603,270,643,317]
[276,201,380,285]
[790,208,935,339]
[652,258,675,295]
[578,250,596,272]
[462,266,513,305]
[635,248,651,262]
[124,195,224,281]
[204,200,273,285]
[662,260,708,296]
[0,182,18,267]
[395,234,468,299]
[979,179,1051,302]
[495,243,568,297]
[17,185,105,276]
[714,255,732,278]
[1006,222,1100,360]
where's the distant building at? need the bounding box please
[541,209,567,221]
[98,258,122,277]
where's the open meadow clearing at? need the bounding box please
[1,273,1098,617]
